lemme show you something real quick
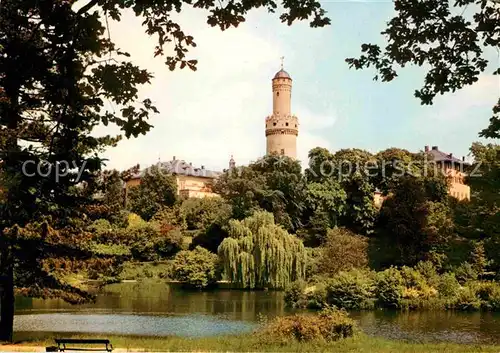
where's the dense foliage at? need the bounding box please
[171,246,220,289]
[286,262,500,312]
[218,211,306,289]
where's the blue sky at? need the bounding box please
[95,1,500,172]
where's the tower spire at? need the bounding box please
[280,56,284,70]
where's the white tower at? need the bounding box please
[265,58,299,159]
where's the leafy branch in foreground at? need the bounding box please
[346,0,500,138]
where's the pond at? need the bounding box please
[14,281,500,344]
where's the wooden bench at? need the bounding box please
[53,339,113,352]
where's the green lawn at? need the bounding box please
[5,332,500,352]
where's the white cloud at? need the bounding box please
[95,7,337,172]
[422,74,499,122]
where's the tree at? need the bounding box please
[180,197,232,231]
[0,0,330,341]
[214,155,307,232]
[171,246,220,289]
[127,165,178,221]
[470,240,487,275]
[372,148,425,194]
[345,0,500,138]
[455,143,500,271]
[83,169,125,221]
[376,175,453,267]
[319,228,369,275]
[218,211,307,289]
[306,147,377,235]
[302,179,346,244]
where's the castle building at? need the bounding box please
[425,145,470,201]
[374,145,471,207]
[265,61,299,159]
[124,157,222,200]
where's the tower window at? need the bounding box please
[295,124,297,128]
[277,92,279,97]
[286,122,289,126]
[273,122,276,126]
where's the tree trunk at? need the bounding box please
[0,263,14,342]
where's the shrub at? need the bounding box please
[319,228,369,275]
[455,262,478,284]
[189,223,229,253]
[400,265,438,300]
[284,280,307,308]
[325,269,375,310]
[152,205,187,230]
[261,307,356,343]
[451,286,481,311]
[305,281,328,309]
[415,261,440,288]
[482,285,500,311]
[127,213,147,228]
[438,273,461,298]
[375,267,404,309]
[470,241,487,275]
[472,281,500,311]
[171,246,220,289]
[401,266,427,290]
[305,247,323,278]
[155,228,184,257]
[110,209,132,228]
[87,242,131,257]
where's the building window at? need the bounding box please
[277,92,279,97]
[281,149,285,155]
[295,124,297,128]
[273,122,276,126]
[286,122,289,126]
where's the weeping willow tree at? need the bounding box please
[218,211,306,289]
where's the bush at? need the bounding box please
[375,267,404,309]
[451,286,481,311]
[482,285,500,311]
[110,209,132,228]
[318,228,369,276]
[305,281,328,309]
[152,206,187,230]
[325,269,375,310]
[171,246,220,289]
[284,279,328,310]
[305,247,323,278]
[261,307,356,343]
[455,262,478,284]
[438,273,461,298]
[189,223,229,253]
[470,241,487,275]
[415,261,440,288]
[284,280,307,308]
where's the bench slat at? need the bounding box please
[55,339,110,344]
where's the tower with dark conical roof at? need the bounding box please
[265,58,298,159]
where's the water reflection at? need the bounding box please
[14,281,500,344]
[16,281,287,321]
[350,310,500,344]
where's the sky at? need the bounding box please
[93,0,500,172]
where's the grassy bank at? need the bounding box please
[4,333,500,352]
